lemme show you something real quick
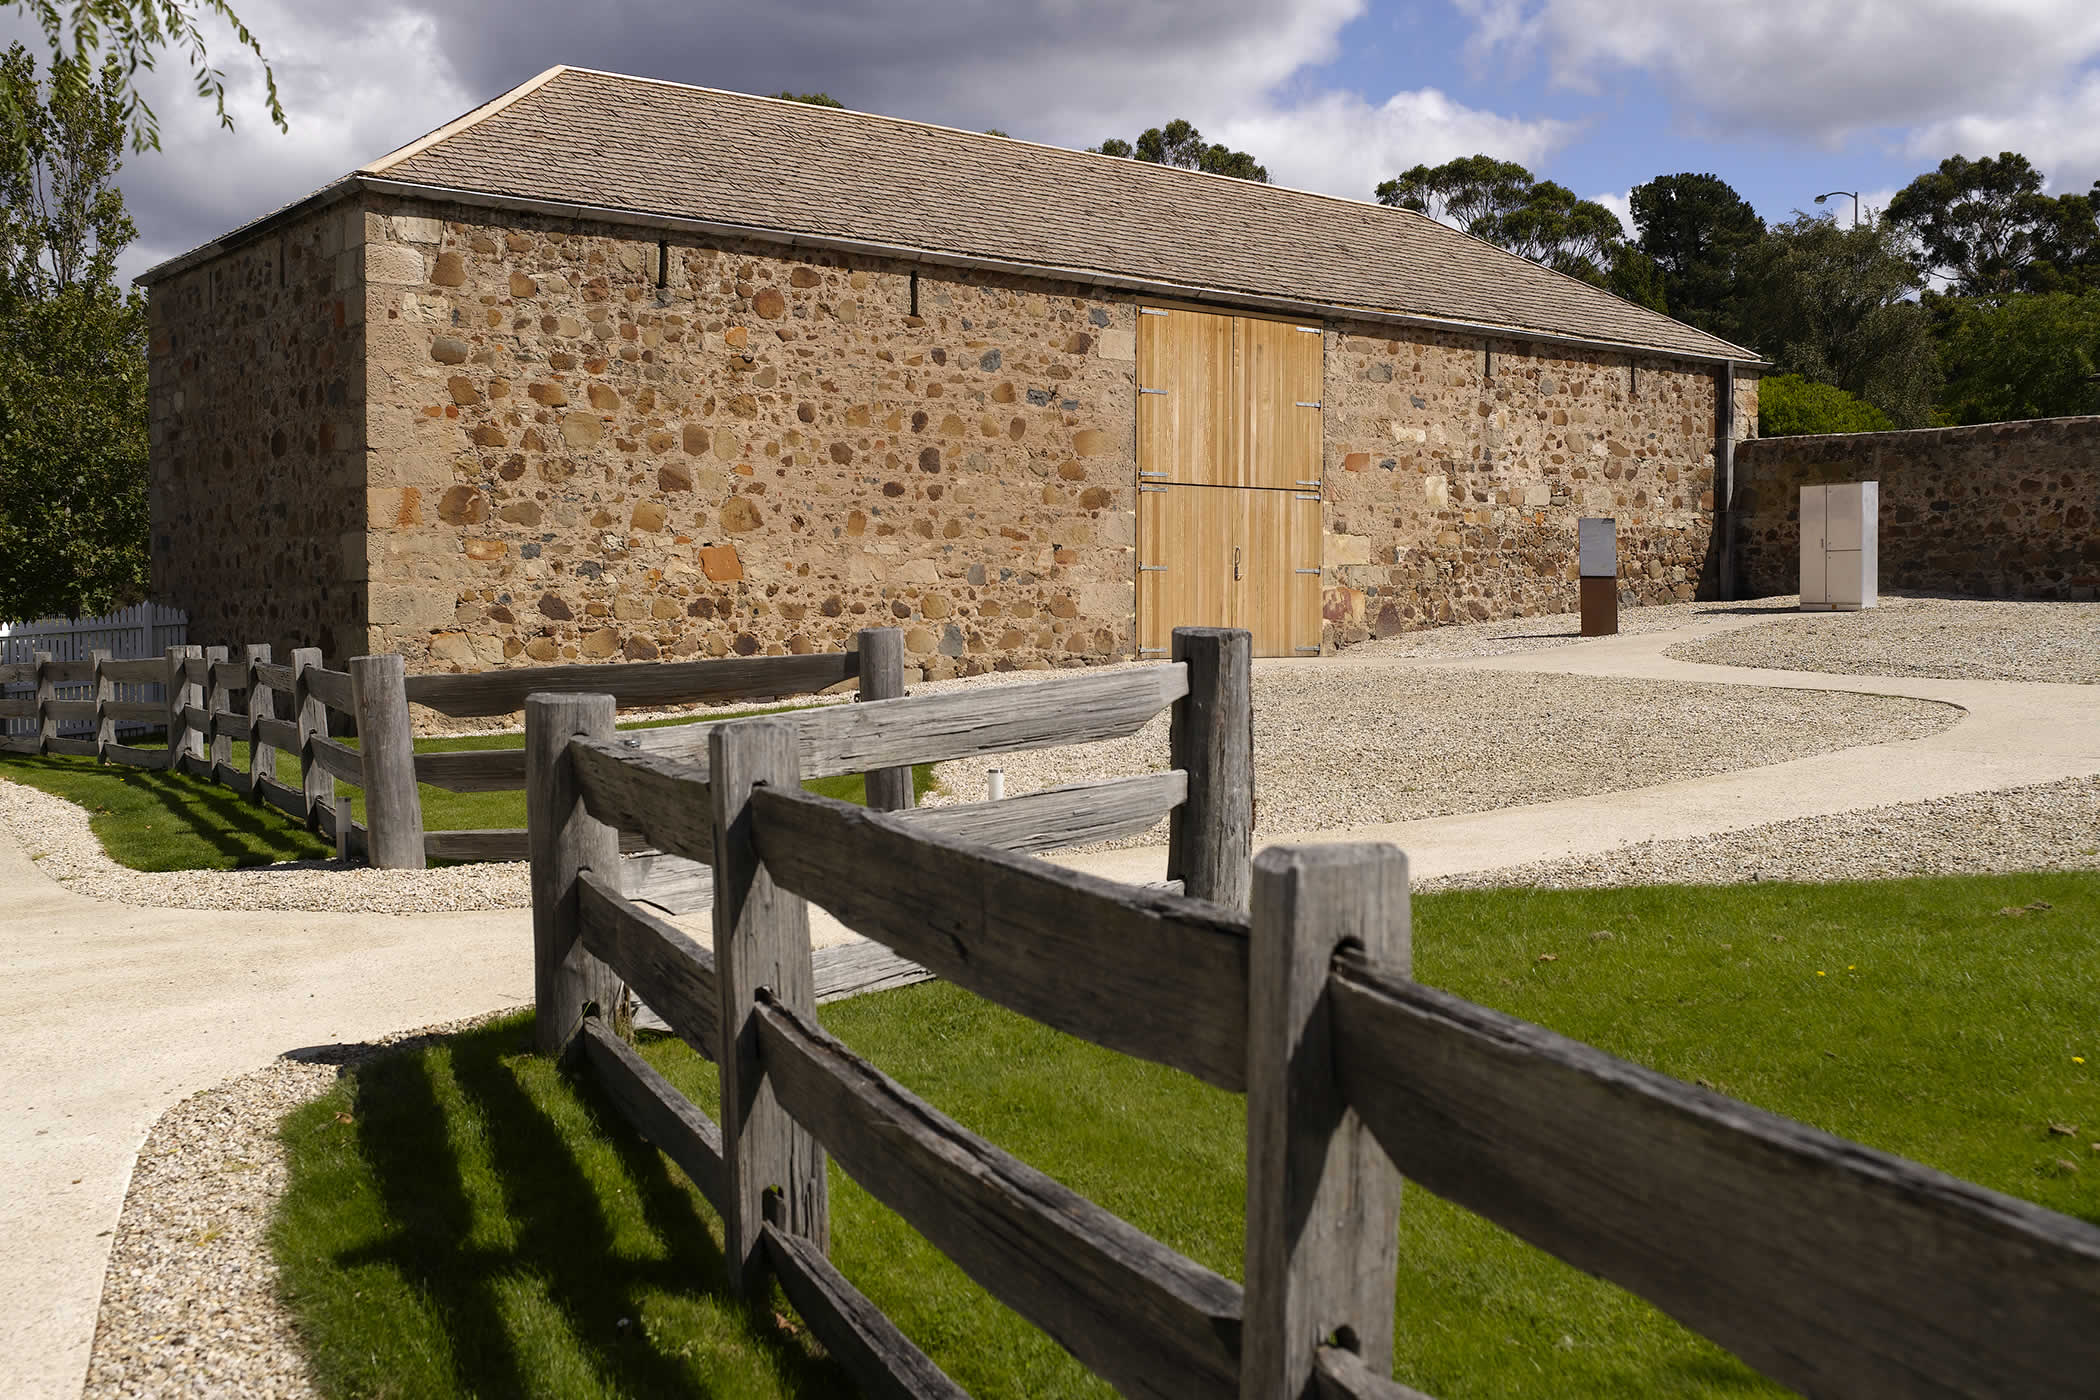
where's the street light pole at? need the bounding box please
[1814,190,1861,228]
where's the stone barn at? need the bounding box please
[141,66,1760,679]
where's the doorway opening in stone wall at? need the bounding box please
[1134,303,1324,657]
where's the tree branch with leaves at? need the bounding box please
[10,0,282,151]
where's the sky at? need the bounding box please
[64,0,2100,288]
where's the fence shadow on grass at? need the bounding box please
[317,1017,846,1399]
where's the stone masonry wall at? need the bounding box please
[357,196,1138,681]
[1318,328,1757,644]
[147,202,368,660]
[1736,417,2100,600]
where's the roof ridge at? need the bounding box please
[361,65,570,176]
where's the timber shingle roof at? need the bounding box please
[179,66,1758,362]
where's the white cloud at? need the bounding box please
[1906,74,2100,191]
[1588,189,1632,239]
[1211,88,1572,203]
[1455,0,2100,145]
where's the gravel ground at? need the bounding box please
[923,665,1958,844]
[0,779,529,913]
[1423,774,2100,891]
[83,1015,502,1400]
[1666,594,2100,685]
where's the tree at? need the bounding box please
[10,0,283,150]
[1375,154,1654,301]
[0,44,147,621]
[1091,119,1268,183]
[1737,213,1939,427]
[1935,291,2100,424]
[1756,373,1894,436]
[1485,179,1624,279]
[1883,152,2087,297]
[771,91,843,108]
[1629,172,1766,340]
[1375,154,1534,233]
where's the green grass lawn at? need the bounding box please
[0,709,932,871]
[274,872,2100,1399]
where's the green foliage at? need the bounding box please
[0,43,147,622]
[273,873,2100,1397]
[1935,291,2100,425]
[1756,373,1894,437]
[1376,153,1535,232]
[0,283,148,619]
[1375,154,1654,301]
[1886,152,2100,297]
[1739,214,1939,427]
[770,90,843,108]
[1629,172,1766,341]
[1091,118,1268,183]
[10,0,282,151]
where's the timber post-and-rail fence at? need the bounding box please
[0,628,919,875]
[523,625,2100,1400]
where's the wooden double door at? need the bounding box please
[1135,306,1324,657]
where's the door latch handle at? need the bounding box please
[1233,546,1242,581]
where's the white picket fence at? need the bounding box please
[0,603,188,739]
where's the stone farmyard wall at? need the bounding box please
[1736,417,2100,600]
[358,197,1138,680]
[1318,329,1755,644]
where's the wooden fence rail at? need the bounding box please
[517,624,2100,1400]
[0,627,923,874]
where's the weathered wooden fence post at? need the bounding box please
[203,644,232,776]
[525,692,626,1054]
[32,651,54,755]
[244,644,274,794]
[1243,843,1408,1399]
[1168,626,1254,910]
[290,647,330,828]
[348,654,425,869]
[166,644,203,769]
[91,649,113,761]
[855,626,914,811]
[710,716,828,1292]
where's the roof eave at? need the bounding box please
[136,171,1767,367]
[355,176,1765,366]
[133,176,364,288]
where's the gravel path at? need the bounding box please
[925,667,1958,844]
[1339,595,1801,662]
[1665,595,2100,685]
[82,1016,499,1400]
[0,780,529,913]
[1423,774,2100,891]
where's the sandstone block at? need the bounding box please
[365,242,425,286]
[721,497,763,532]
[392,215,443,244]
[431,251,466,287]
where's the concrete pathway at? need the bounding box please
[0,846,533,1400]
[1067,611,2100,886]
[8,609,2100,1398]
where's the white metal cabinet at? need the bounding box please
[1800,481,1878,611]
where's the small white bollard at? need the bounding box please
[986,767,1005,802]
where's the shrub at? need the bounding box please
[1757,373,1896,436]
